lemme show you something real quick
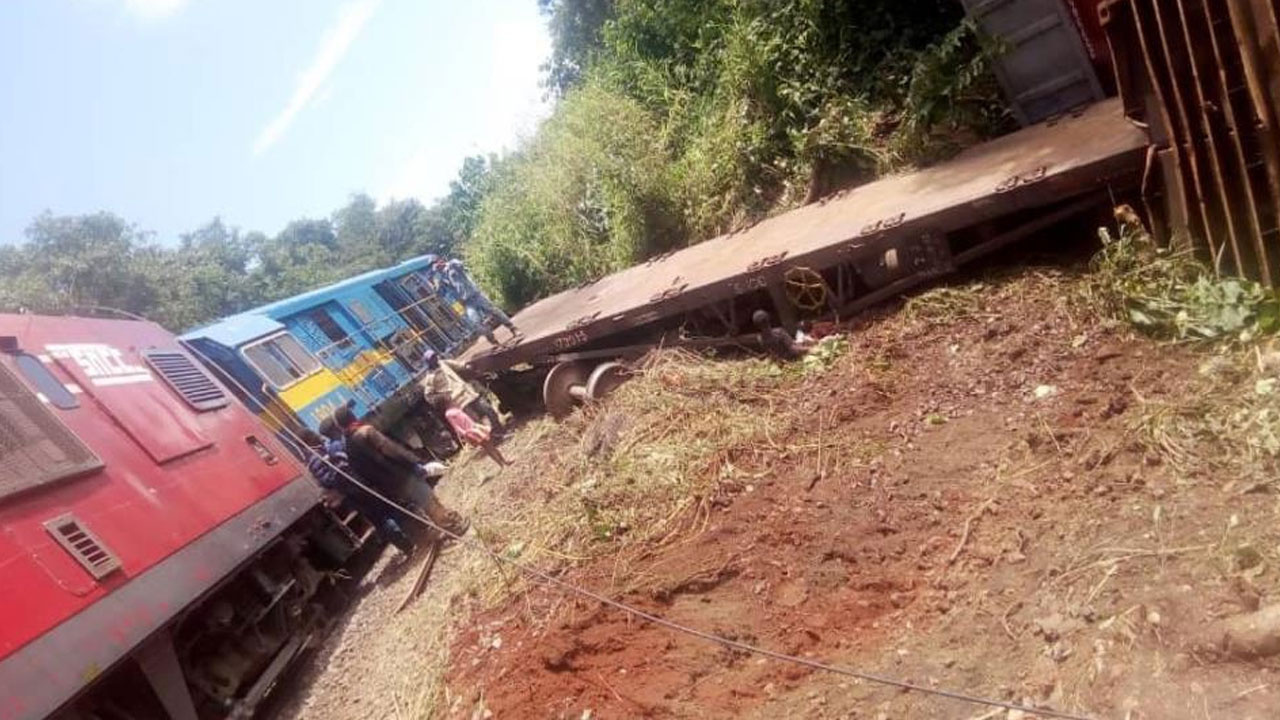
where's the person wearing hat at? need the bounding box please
[332,405,469,538]
[419,349,506,438]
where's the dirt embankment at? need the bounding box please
[446,271,1280,719]
[275,268,1280,720]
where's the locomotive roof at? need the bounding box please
[181,253,438,348]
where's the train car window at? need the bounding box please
[274,334,320,373]
[242,334,320,389]
[0,362,103,499]
[306,309,353,349]
[14,354,78,409]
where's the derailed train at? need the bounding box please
[0,257,497,719]
[0,313,358,720]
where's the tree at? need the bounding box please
[539,0,614,96]
[373,198,427,261]
[466,83,683,308]
[10,211,159,316]
[334,193,383,268]
[441,155,498,244]
[145,218,260,329]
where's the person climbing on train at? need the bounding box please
[442,258,520,339]
[332,406,470,538]
[301,427,417,555]
[420,349,507,439]
[429,394,511,468]
[428,260,498,344]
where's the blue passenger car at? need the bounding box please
[181,255,484,442]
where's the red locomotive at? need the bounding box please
[0,313,371,720]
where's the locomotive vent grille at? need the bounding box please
[44,513,121,580]
[144,350,229,411]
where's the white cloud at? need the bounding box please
[253,0,380,156]
[379,16,551,202]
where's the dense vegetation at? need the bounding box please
[1,0,1009,328]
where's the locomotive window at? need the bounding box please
[14,354,78,410]
[0,361,103,499]
[242,333,321,389]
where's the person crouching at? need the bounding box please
[301,427,417,555]
[429,393,510,468]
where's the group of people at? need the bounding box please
[299,346,516,556]
[299,257,823,557]
[301,411,465,557]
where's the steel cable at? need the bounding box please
[179,341,1096,720]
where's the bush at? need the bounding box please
[465,83,684,308]
[469,1,1013,309]
[1090,208,1280,342]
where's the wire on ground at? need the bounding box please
[181,341,1095,720]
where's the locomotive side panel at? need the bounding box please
[0,314,316,720]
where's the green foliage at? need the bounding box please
[801,335,848,374]
[4,2,1016,326]
[470,0,1013,303]
[1090,218,1280,342]
[466,83,684,308]
[539,0,614,96]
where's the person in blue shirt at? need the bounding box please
[303,424,417,555]
[441,258,519,340]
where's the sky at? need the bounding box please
[0,0,552,244]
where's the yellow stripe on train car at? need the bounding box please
[334,349,400,387]
[279,369,345,412]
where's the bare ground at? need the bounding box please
[277,267,1280,720]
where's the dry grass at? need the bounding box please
[312,239,1280,718]
[1131,345,1280,490]
[387,350,803,718]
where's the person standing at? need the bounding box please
[332,406,470,537]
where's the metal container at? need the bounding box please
[962,0,1107,124]
[1102,0,1280,286]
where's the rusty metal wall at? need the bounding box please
[1102,0,1280,285]
[962,0,1106,124]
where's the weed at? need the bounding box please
[1087,210,1280,342]
[801,335,849,374]
[902,281,989,322]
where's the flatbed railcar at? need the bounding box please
[464,98,1152,416]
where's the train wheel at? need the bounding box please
[586,362,629,402]
[543,361,590,420]
[783,266,830,311]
